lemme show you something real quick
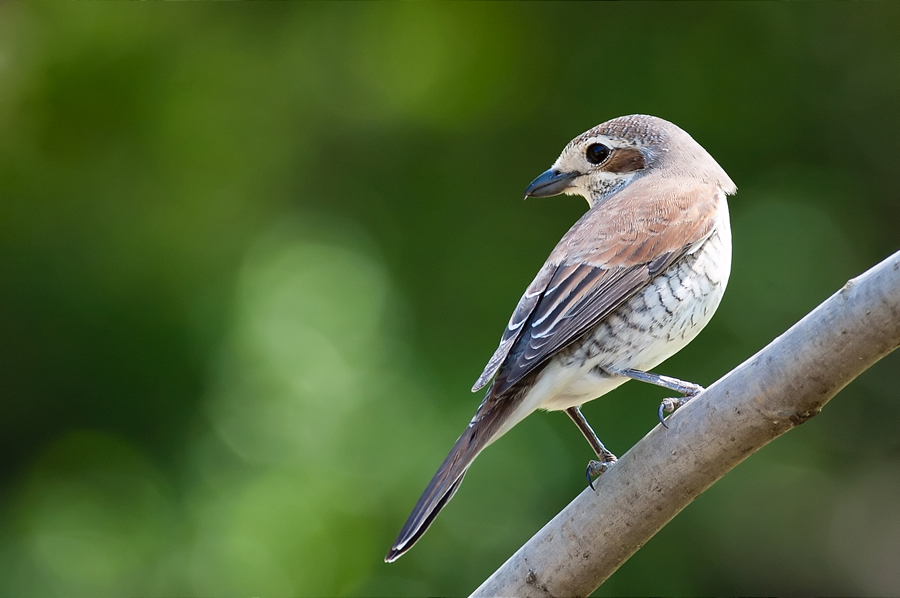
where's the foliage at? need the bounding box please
[0,4,898,595]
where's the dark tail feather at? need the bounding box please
[385,381,531,562]
[384,470,467,562]
[385,423,484,563]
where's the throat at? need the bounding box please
[583,177,632,209]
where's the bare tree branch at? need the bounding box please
[471,250,900,598]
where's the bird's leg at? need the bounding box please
[605,367,704,428]
[610,367,704,395]
[565,406,617,490]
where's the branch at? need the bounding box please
[471,250,900,598]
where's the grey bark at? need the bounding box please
[471,250,900,598]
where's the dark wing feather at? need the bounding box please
[471,263,557,391]
[473,179,724,398]
[491,261,662,397]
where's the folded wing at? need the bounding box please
[474,179,725,397]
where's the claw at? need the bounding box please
[585,457,617,490]
[658,397,689,428]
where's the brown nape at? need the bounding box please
[603,148,647,174]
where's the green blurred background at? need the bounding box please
[0,3,899,596]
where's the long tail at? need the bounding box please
[384,427,475,562]
[385,383,531,562]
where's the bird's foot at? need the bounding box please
[586,453,617,490]
[657,386,703,428]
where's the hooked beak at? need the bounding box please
[523,168,580,198]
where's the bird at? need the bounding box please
[385,114,736,563]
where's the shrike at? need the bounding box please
[386,115,736,563]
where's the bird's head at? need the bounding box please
[524,115,736,208]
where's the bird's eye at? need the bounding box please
[585,143,611,165]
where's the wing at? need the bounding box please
[471,262,557,392]
[473,178,725,397]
